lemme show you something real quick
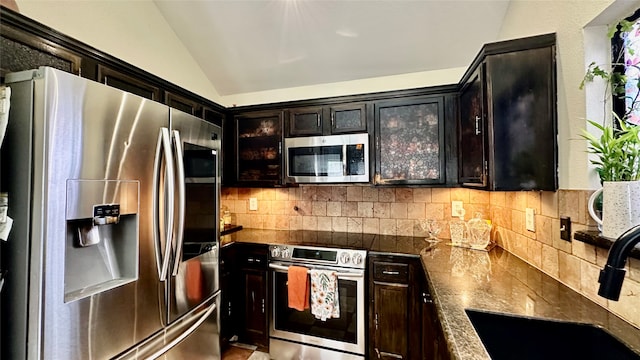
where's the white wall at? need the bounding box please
[15,0,222,103]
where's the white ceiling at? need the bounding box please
[153,0,511,96]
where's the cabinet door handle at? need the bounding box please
[383,270,400,275]
[423,292,433,304]
[331,113,335,128]
[380,351,404,359]
[261,298,265,314]
[475,115,481,135]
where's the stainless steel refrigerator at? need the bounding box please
[1,67,222,359]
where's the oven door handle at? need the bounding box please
[268,263,364,278]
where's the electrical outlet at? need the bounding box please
[249,198,258,211]
[525,208,536,232]
[451,201,464,217]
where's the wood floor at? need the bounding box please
[222,345,270,360]
[221,346,253,360]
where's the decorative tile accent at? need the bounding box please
[342,202,358,217]
[541,244,559,278]
[378,188,395,202]
[347,217,363,233]
[558,251,581,291]
[373,202,390,218]
[431,188,450,203]
[395,188,413,203]
[312,201,327,216]
[326,201,342,217]
[390,202,408,219]
[413,188,431,203]
[332,217,347,232]
[407,202,426,220]
[346,186,363,201]
[357,202,374,218]
[363,187,379,202]
[316,187,332,201]
[331,186,347,201]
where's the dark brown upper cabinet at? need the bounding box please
[373,96,446,186]
[165,91,200,116]
[97,65,161,101]
[287,106,324,136]
[458,33,557,191]
[0,21,83,80]
[201,106,224,127]
[232,109,285,187]
[286,102,367,137]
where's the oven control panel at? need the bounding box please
[268,244,367,269]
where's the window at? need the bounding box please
[612,8,640,125]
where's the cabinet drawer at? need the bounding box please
[373,261,409,283]
[241,253,268,270]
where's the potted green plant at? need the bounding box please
[581,17,640,238]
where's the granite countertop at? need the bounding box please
[221,228,640,359]
[420,244,640,359]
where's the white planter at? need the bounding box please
[588,180,640,239]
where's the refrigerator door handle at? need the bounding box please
[144,301,217,360]
[171,130,186,276]
[153,127,175,281]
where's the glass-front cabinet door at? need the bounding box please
[374,96,445,185]
[234,110,284,186]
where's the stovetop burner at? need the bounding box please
[269,244,367,270]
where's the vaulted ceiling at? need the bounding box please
[153,0,511,96]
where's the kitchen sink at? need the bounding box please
[465,309,640,360]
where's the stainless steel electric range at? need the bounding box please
[268,244,367,360]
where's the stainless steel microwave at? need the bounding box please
[284,133,369,183]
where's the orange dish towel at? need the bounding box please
[288,265,310,311]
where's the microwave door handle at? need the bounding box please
[212,148,219,237]
[342,144,347,176]
[171,130,186,277]
[153,127,175,282]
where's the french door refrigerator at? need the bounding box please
[1,67,221,359]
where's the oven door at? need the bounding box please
[269,263,366,356]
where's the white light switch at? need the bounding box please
[525,208,535,232]
[451,201,464,217]
[249,198,258,211]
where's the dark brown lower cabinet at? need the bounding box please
[368,255,421,359]
[219,244,236,352]
[236,243,269,351]
[241,269,268,348]
[369,254,450,360]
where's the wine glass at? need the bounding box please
[420,219,442,243]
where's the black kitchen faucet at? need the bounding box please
[598,225,640,300]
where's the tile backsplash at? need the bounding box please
[221,185,640,329]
